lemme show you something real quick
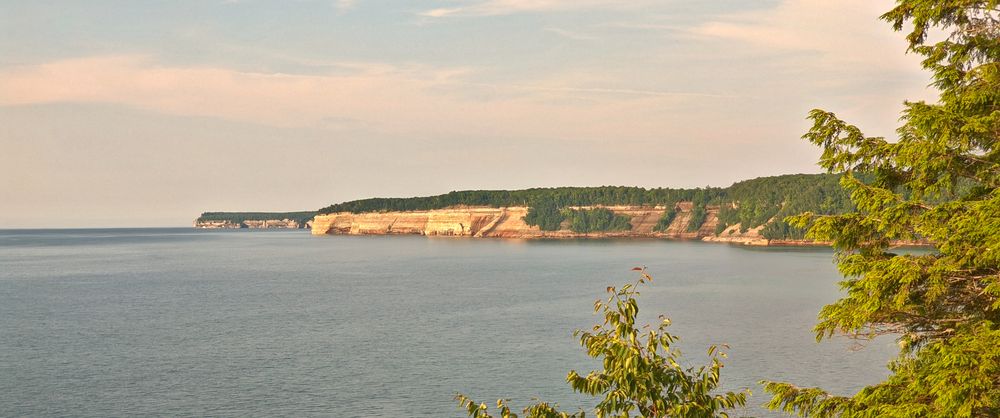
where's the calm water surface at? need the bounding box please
[0,229,896,417]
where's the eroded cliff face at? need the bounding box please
[701,223,770,246]
[311,204,771,244]
[194,219,306,229]
[195,220,243,229]
[311,207,543,237]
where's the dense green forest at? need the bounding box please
[522,201,565,231]
[317,173,855,239]
[717,173,854,239]
[686,205,707,233]
[197,212,316,224]
[563,208,632,233]
[652,206,677,232]
[523,206,635,232]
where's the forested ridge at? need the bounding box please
[720,173,855,239]
[317,173,855,237]
[318,185,725,214]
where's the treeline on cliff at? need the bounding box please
[524,206,633,233]
[319,186,725,215]
[197,212,316,223]
[317,173,855,239]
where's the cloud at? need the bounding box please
[686,0,921,71]
[334,0,356,13]
[543,27,598,41]
[419,0,645,18]
[455,80,736,99]
[596,21,682,32]
[420,7,462,18]
[0,55,727,142]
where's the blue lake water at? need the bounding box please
[0,228,896,417]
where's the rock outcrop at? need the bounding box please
[701,222,771,246]
[311,203,775,245]
[310,207,539,237]
[194,220,243,229]
[194,219,306,229]
[242,219,303,229]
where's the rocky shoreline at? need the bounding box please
[194,205,929,247]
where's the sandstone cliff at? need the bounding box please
[311,203,774,244]
[195,220,243,229]
[195,218,307,229]
[701,222,771,246]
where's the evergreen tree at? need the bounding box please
[564,208,633,233]
[654,205,678,232]
[524,200,566,231]
[763,1,1000,416]
[686,205,707,233]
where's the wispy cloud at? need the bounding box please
[0,55,727,141]
[334,0,356,14]
[419,0,646,18]
[686,0,919,71]
[543,27,597,41]
[596,21,682,32]
[419,7,462,18]
[454,80,737,99]
[224,0,356,12]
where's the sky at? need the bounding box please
[1,0,938,227]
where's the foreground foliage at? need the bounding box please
[456,269,748,418]
[763,0,1000,416]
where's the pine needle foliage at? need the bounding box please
[653,206,678,232]
[456,268,749,418]
[762,1,1000,416]
[563,208,633,233]
[524,200,566,231]
[686,205,708,233]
